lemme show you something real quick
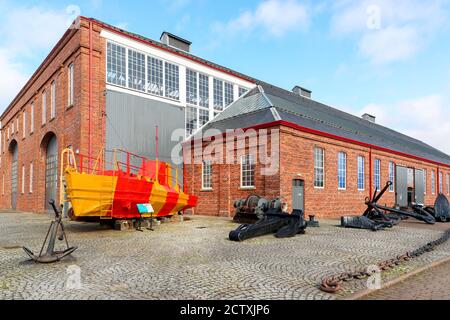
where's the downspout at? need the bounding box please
[88,20,93,167]
[369,148,372,197]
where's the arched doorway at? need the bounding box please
[9,140,18,210]
[42,133,58,211]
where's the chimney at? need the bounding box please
[160,32,192,52]
[292,86,312,99]
[362,113,376,123]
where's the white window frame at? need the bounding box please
[357,156,365,191]
[30,102,34,133]
[51,80,56,119]
[240,154,255,189]
[374,159,381,191]
[22,111,26,139]
[439,171,443,194]
[201,160,213,190]
[42,90,46,125]
[68,63,74,107]
[337,152,346,190]
[314,147,325,189]
[423,169,427,195]
[29,162,33,193]
[431,170,436,195]
[21,164,25,194]
[389,162,395,192]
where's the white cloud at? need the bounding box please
[331,0,448,64]
[214,0,309,38]
[359,95,450,154]
[0,5,71,112]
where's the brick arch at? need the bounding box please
[40,131,57,154]
[8,139,18,155]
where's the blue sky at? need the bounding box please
[1,0,450,153]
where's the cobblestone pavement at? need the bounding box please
[361,260,450,300]
[0,212,449,300]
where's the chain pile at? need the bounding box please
[320,228,450,294]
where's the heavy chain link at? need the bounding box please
[320,228,450,294]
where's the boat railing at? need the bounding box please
[61,148,183,189]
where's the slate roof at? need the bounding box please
[200,84,450,166]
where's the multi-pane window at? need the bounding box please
[29,162,33,193]
[147,56,164,96]
[423,169,427,194]
[202,160,212,190]
[389,162,395,192]
[213,79,224,111]
[374,159,381,191]
[16,118,18,133]
[128,49,146,92]
[439,172,443,193]
[241,154,255,188]
[185,106,197,137]
[224,82,234,107]
[107,42,126,87]
[30,103,34,133]
[22,112,26,139]
[357,156,365,190]
[21,165,25,194]
[68,63,74,106]
[42,90,46,125]
[337,152,346,189]
[165,62,179,100]
[199,74,209,108]
[186,69,198,105]
[199,109,209,128]
[51,81,56,119]
[239,87,248,97]
[431,170,436,194]
[314,147,325,188]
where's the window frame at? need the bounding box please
[68,63,74,107]
[337,152,347,190]
[50,80,56,119]
[431,170,436,195]
[22,111,26,139]
[29,162,33,193]
[240,154,255,189]
[357,156,365,191]
[30,102,34,134]
[374,159,381,191]
[423,169,427,195]
[201,160,213,190]
[21,164,25,194]
[314,147,325,189]
[388,162,395,192]
[439,171,443,194]
[42,90,47,125]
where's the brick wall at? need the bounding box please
[184,125,450,218]
[0,17,107,212]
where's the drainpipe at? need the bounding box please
[369,148,372,197]
[88,20,93,168]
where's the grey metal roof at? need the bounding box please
[200,84,450,166]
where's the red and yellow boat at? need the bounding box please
[60,148,197,221]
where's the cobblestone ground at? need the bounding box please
[360,260,450,300]
[0,212,449,300]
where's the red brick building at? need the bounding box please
[184,85,450,218]
[0,16,255,213]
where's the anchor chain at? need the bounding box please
[320,228,450,294]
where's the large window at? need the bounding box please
[185,106,197,137]
[128,49,146,92]
[213,79,224,111]
[68,63,74,107]
[389,162,395,192]
[357,156,365,190]
[51,81,56,119]
[202,161,212,190]
[439,171,443,193]
[241,154,255,188]
[186,69,198,105]
[29,162,33,193]
[165,62,179,100]
[199,109,209,128]
[423,169,427,195]
[239,87,248,97]
[147,56,164,96]
[314,147,325,188]
[22,112,26,139]
[107,42,126,87]
[42,90,46,125]
[30,103,34,134]
[337,152,346,189]
[431,170,436,194]
[199,74,209,108]
[224,82,234,107]
[374,159,381,191]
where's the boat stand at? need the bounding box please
[23,200,78,263]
